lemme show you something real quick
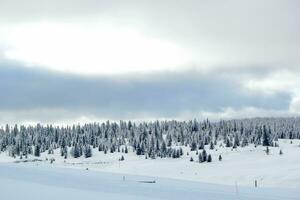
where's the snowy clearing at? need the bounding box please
[1,139,299,190]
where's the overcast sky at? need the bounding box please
[0,0,299,124]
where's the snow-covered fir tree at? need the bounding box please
[0,117,299,160]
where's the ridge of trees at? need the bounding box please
[0,118,299,159]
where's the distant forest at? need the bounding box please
[0,118,299,160]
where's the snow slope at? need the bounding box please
[0,163,299,200]
[0,139,299,200]
[1,139,298,188]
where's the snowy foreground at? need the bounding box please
[0,139,299,199]
[0,163,299,200]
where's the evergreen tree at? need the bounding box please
[198,153,203,163]
[34,145,40,157]
[199,140,205,150]
[266,146,270,155]
[207,154,212,162]
[262,125,272,146]
[226,137,232,147]
[191,141,197,151]
[202,150,207,162]
[84,145,92,158]
[209,141,214,150]
[218,155,222,161]
[233,133,240,148]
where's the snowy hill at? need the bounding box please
[1,139,299,189]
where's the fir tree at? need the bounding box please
[198,153,203,163]
[266,146,270,155]
[207,154,212,162]
[218,155,222,161]
[262,125,272,146]
[210,141,214,150]
[202,150,207,162]
[191,141,197,151]
[34,145,40,157]
[84,145,92,158]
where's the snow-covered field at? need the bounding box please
[0,163,299,200]
[0,139,299,199]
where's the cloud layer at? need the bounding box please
[0,58,295,124]
[0,0,299,124]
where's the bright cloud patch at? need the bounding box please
[3,22,188,75]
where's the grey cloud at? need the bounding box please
[0,59,292,121]
[0,0,299,123]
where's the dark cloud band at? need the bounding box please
[0,59,291,121]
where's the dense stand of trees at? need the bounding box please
[0,118,299,160]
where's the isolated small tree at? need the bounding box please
[190,157,194,162]
[110,145,115,153]
[73,144,81,158]
[207,154,212,162]
[136,143,143,155]
[202,150,207,162]
[84,145,92,158]
[279,149,283,155]
[218,155,222,161]
[266,146,270,155]
[176,149,180,158]
[120,155,125,161]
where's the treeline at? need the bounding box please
[0,117,299,159]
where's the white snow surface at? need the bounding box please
[0,163,299,200]
[0,139,299,199]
